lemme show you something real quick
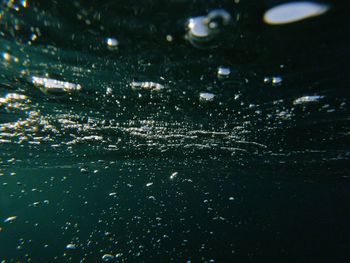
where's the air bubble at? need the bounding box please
[186,9,231,49]
[199,92,215,102]
[130,81,164,92]
[217,66,231,79]
[264,2,329,25]
[65,243,77,250]
[293,95,324,105]
[4,216,17,223]
[106,37,118,50]
[31,76,83,95]
[102,254,114,261]
[264,76,282,86]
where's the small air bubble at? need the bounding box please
[106,37,118,50]
[102,254,115,261]
[264,76,282,86]
[199,92,215,102]
[65,243,77,250]
[217,66,231,79]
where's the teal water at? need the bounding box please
[1,0,350,262]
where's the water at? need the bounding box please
[1,0,350,262]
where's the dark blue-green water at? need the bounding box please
[1,0,350,262]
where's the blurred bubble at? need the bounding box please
[217,66,231,79]
[106,37,119,50]
[130,81,164,92]
[65,243,77,250]
[199,92,215,102]
[31,76,83,95]
[102,254,114,261]
[186,9,231,49]
[293,95,324,105]
[264,76,283,86]
[264,2,329,25]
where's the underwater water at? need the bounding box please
[0,0,350,262]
